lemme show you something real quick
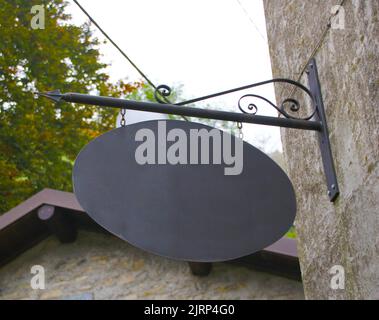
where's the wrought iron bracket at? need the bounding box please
[37,59,339,202]
[153,59,340,202]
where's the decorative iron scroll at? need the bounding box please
[154,79,317,121]
[154,84,172,104]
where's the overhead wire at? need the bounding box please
[73,0,157,90]
[235,0,267,42]
[73,0,189,121]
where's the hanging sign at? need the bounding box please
[73,120,296,262]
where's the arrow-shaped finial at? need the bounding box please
[36,90,63,102]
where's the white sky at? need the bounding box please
[66,0,282,153]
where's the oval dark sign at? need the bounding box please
[73,120,296,262]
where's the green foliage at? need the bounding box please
[0,0,144,213]
[286,226,297,239]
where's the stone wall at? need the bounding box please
[0,231,304,300]
[263,0,379,299]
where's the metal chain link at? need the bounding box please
[120,108,126,127]
[237,122,244,140]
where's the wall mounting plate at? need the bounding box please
[307,59,340,202]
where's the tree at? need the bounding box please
[0,0,143,213]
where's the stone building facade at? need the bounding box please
[0,231,303,300]
[263,0,379,299]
